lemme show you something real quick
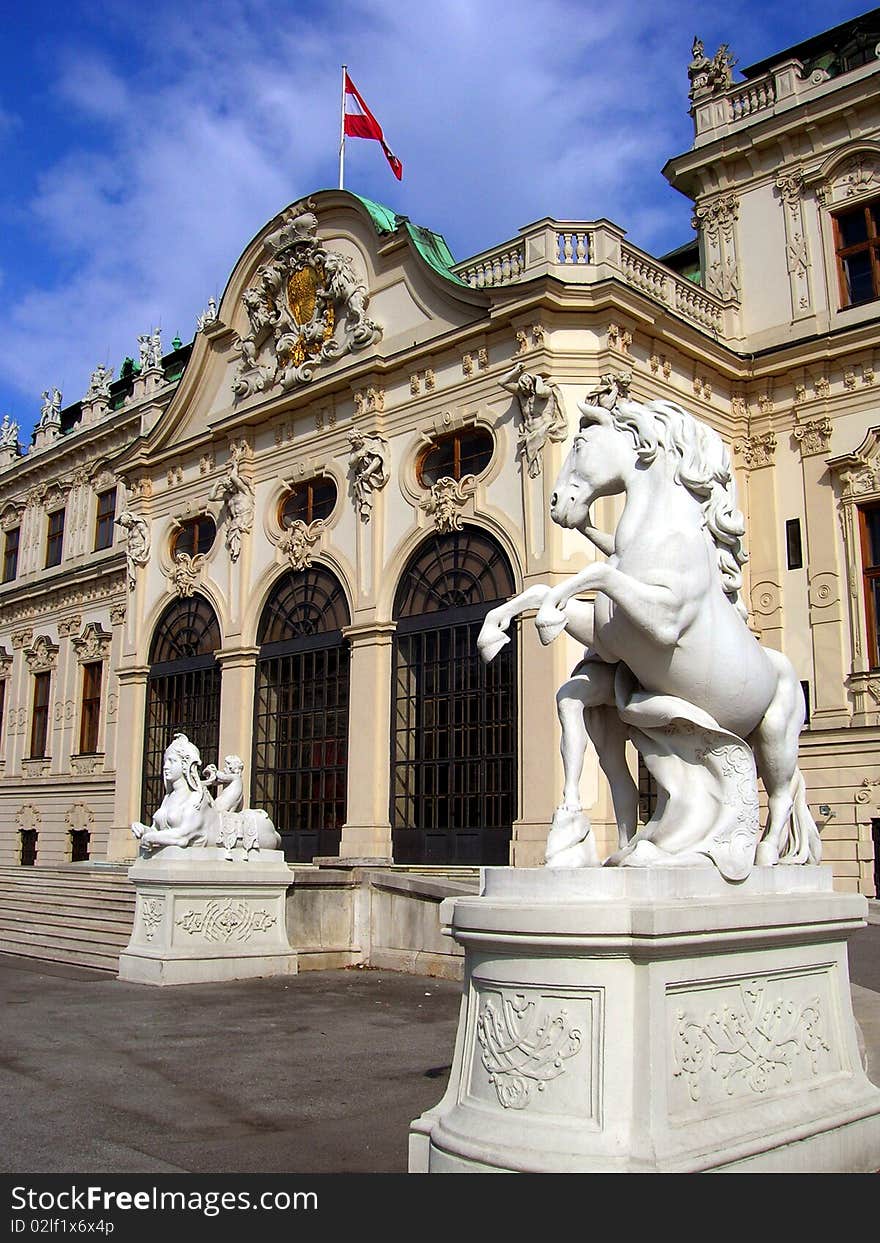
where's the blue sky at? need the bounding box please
[1,0,874,440]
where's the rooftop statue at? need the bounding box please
[39,387,62,427]
[131,733,280,858]
[0,414,19,450]
[478,384,821,879]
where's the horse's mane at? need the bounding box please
[607,397,750,619]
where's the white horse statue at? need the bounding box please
[478,387,821,878]
[132,734,280,858]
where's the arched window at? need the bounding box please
[142,595,221,819]
[253,568,351,862]
[392,527,517,865]
[417,426,494,487]
[172,515,216,559]
[279,477,338,527]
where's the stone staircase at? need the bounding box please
[0,865,135,972]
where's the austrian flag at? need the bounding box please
[343,72,403,180]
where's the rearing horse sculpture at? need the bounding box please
[478,390,821,878]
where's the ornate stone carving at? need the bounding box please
[688,37,736,100]
[814,375,830,399]
[65,802,94,832]
[25,635,58,673]
[606,322,632,353]
[734,432,776,469]
[692,194,739,242]
[115,507,151,591]
[410,369,436,395]
[672,981,829,1103]
[500,362,567,478]
[279,519,323,570]
[348,430,390,520]
[808,571,839,610]
[57,615,82,638]
[11,629,33,650]
[196,297,218,332]
[71,622,112,664]
[208,444,254,562]
[314,405,336,432]
[38,387,62,428]
[233,200,381,399]
[353,384,384,416]
[775,169,805,209]
[837,154,880,199]
[476,991,582,1110]
[793,417,833,457]
[86,364,114,401]
[170,552,205,598]
[70,755,104,775]
[110,603,127,627]
[16,804,41,831]
[515,324,545,355]
[176,899,277,943]
[0,646,11,678]
[1,501,24,530]
[138,329,163,371]
[420,476,475,532]
[750,580,782,617]
[0,415,20,465]
[462,348,489,376]
[141,897,165,941]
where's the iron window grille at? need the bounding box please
[253,568,351,862]
[391,528,517,865]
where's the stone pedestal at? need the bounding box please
[410,867,880,1172]
[118,847,297,986]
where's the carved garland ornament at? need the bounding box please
[672,981,829,1103]
[476,991,582,1110]
[176,899,277,943]
[233,199,381,399]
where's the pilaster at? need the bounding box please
[339,621,396,860]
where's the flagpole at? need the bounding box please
[339,64,347,190]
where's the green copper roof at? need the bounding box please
[348,192,467,287]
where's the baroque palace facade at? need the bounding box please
[2,12,880,895]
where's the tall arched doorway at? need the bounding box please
[142,595,222,819]
[252,567,351,862]
[392,527,517,864]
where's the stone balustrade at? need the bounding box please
[453,219,734,337]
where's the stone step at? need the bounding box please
[0,907,134,935]
[0,886,135,908]
[0,940,119,973]
[0,921,131,953]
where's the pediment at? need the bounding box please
[135,190,488,460]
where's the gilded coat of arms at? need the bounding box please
[233,199,381,398]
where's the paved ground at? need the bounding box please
[2,923,880,1175]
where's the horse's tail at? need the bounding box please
[779,768,822,865]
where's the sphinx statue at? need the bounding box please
[132,733,280,858]
[478,386,821,879]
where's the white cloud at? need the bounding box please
[0,0,864,433]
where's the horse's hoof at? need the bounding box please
[754,841,779,867]
[536,610,567,645]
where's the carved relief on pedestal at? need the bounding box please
[140,896,166,941]
[175,899,277,943]
[475,990,583,1111]
[670,976,832,1110]
[232,199,381,399]
[420,476,475,532]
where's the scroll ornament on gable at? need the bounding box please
[232,200,382,399]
